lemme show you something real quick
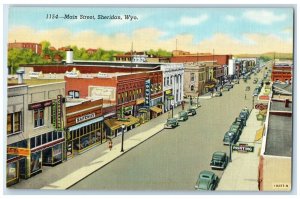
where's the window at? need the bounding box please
[48,132,53,142]
[53,131,58,140]
[191,85,195,91]
[7,112,22,135]
[58,131,62,139]
[30,137,35,149]
[36,135,41,147]
[42,134,47,144]
[167,77,169,85]
[7,113,12,134]
[170,76,173,84]
[191,73,195,81]
[34,108,44,128]
[68,90,80,98]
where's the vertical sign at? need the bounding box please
[52,101,57,128]
[145,79,151,107]
[56,95,63,129]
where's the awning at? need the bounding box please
[104,116,140,131]
[204,84,215,88]
[255,125,265,141]
[68,116,104,131]
[136,98,145,105]
[150,106,163,114]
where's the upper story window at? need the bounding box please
[167,77,170,85]
[7,112,22,136]
[191,73,195,81]
[34,108,44,128]
[68,90,79,98]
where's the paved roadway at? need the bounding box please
[70,76,256,191]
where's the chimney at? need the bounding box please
[16,69,25,84]
[285,99,289,108]
[66,48,74,64]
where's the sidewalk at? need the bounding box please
[217,109,263,191]
[9,103,202,190]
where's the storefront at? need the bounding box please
[66,116,104,158]
[6,154,27,186]
[30,130,65,168]
[104,115,140,138]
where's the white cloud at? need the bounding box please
[8,26,293,54]
[225,15,236,22]
[179,14,208,26]
[243,10,286,25]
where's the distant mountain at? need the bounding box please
[234,52,293,60]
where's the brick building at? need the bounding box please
[271,64,292,83]
[8,42,42,55]
[171,54,232,66]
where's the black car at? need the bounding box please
[234,117,246,127]
[187,108,196,116]
[223,131,238,145]
[210,152,229,170]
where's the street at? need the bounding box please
[70,77,253,190]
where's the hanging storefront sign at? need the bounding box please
[28,100,52,110]
[165,89,172,95]
[7,147,30,157]
[145,79,151,107]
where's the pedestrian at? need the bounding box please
[245,94,247,100]
[181,101,185,110]
[108,140,113,151]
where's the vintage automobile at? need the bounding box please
[210,152,229,170]
[234,117,246,127]
[223,131,239,145]
[215,91,222,97]
[229,123,242,138]
[178,111,189,121]
[187,108,196,116]
[195,170,219,191]
[239,108,250,120]
[233,79,239,84]
[223,84,233,91]
[164,118,179,129]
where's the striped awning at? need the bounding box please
[136,98,145,105]
[104,116,140,131]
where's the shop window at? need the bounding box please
[7,162,18,183]
[80,127,84,136]
[34,108,44,128]
[14,112,21,132]
[30,151,42,174]
[68,90,80,98]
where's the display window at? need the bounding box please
[7,161,18,183]
[30,151,42,174]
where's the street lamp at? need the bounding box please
[120,124,126,152]
[229,142,233,162]
[171,102,174,118]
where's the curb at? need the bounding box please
[63,126,165,190]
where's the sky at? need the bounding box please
[7,6,294,54]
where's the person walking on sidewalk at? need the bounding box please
[181,101,185,110]
[108,140,113,151]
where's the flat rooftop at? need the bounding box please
[270,100,292,112]
[265,114,292,157]
[8,78,65,86]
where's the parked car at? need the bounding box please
[239,108,250,120]
[195,170,219,191]
[210,152,229,170]
[234,117,246,127]
[187,108,196,116]
[229,123,242,138]
[253,88,260,96]
[223,131,239,145]
[215,91,222,97]
[164,118,179,129]
[178,111,188,121]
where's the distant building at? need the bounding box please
[8,41,42,55]
[271,62,292,83]
[114,51,170,63]
[86,48,97,55]
[170,50,232,66]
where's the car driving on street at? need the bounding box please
[187,108,196,116]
